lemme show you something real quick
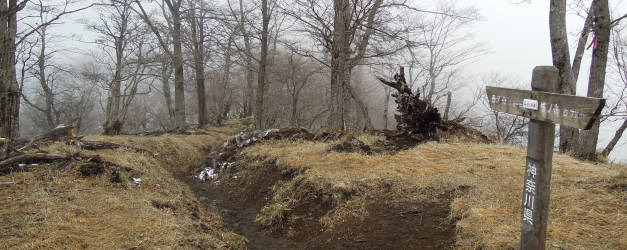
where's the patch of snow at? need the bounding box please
[31,164,38,166]
[55,124,66,129]
[233,175,238,179]
[18,164,25,167]
[196,168,217,181]
[132,178,142,184]
[262,129,279,137]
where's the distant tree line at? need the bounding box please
[1,0,625,160]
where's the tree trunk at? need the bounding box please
[254,0,269,129]
[549,0,579,153]
[290,95,298,128]
[572,2,594,83]
[171,4,186,130]
[444,91,452,120]
[0,1,20,140]
[578,0,611,157]
[161,56,175,123]
[328,0,351,131]
[601,118,627,158]
[217,34,234,125]
[36,25,56,129]
[105,23,125,131]
[383,86,390,129]
[347,84,373,131]
[189,7,207,127]
[239,0,254,117]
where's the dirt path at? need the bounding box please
[180,174,302,250]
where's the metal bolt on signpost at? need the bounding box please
[486,66,605,250]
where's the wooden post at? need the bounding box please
[520,66,559,249]
[486,66,605,250]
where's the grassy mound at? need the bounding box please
[241,136,625,249]
[0,120,248,249]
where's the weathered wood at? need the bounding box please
[486,86,604,130]
[74,140,155,156]
[521,66,558,250]
[18,125,79,151]
[486,66,605,249]
[0,153,66,169]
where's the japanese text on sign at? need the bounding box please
[522,158,538,225]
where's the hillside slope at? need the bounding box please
[0,120,247,249]
[206,135,625,249]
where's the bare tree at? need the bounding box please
[285,0,410,131]
[600,17,627,158]
[133,0,187,130]
[186,0,209,126]
[408,1,484,110]
[225,0,256,117]
[478,73,528,144]
[254,0,270,129]
[87,0,153,134]
[1,0,94,141]
[576,0,611,158]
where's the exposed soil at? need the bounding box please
[179,163,304,250]
[182,154,462,249]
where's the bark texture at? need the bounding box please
[328,0,351,131]
[549,0,580,153]
[189,6,207,126]
[0,1,22,140]
[254,0,270,129]
[578,0,611,158]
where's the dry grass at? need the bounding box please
[244,139,626,249]
[0,120,248,249]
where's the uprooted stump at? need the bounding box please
[378,67,491,146]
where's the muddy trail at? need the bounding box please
[179,165,460,249]
[175,129,465,249]
[180,172,302,250]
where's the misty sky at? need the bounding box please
[465,0,627,163]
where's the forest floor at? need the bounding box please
[1,119,625,249]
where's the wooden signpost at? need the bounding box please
[486,66,605,250]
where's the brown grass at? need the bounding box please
[244,138,626,249]
[0,120,248,249]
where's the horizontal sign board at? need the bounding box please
[486,86,605,130]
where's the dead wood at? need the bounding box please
[18,125,82,151]
[377,67,443,142]
[0,153,66,175]
[0,153,66,168]
[377,67,492,146]
[74,140,156,156]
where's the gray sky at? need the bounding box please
[464,0,627,163]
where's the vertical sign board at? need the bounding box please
[486,66,605,250]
